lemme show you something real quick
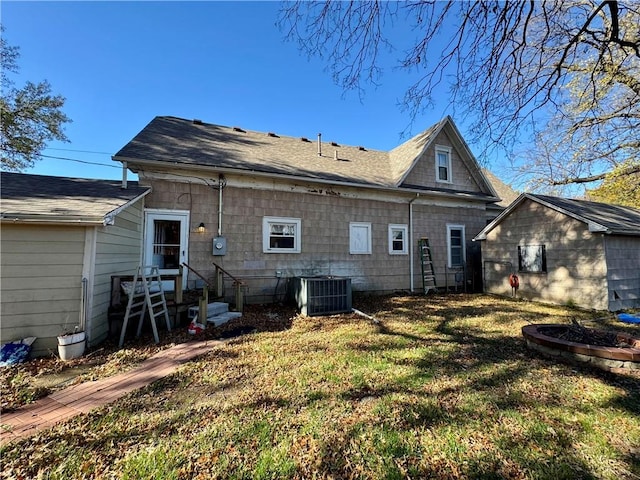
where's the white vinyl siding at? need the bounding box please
[0,225,85,356]
[91,199,144,346]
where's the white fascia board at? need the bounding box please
[103,189,151,226]
[132,161,497,207]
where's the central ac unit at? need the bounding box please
[292,276,352,316]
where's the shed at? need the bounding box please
[1,172,150,356]
[474,193,640,311]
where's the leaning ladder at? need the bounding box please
[119,266,172,347]
[419,238,437,294]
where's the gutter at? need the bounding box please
[1,215,105,226]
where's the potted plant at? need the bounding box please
[57,325,86,361]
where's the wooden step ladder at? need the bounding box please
[118,266,172,347]
[419,238,437,294]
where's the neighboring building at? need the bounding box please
[113,115,502,303]
[482,168,519,221]
[474,193,640,311]
[0,172,150,356]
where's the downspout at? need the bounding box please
[409,194,420,292]
[80,277,88,331]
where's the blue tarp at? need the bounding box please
[0,340,33,367]
[618,313,640,324]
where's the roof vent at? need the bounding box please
[317,133,322,156]
[300,137,311,142]
[193,119,203,125]
[358,146,366,151]
[267,132,279,138]
[331,142,339,147]
[233,127,246,133]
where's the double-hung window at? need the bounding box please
[447,224,465,267]
[435,145,452,183]
[388,224,408,255]
[263,217,301,253]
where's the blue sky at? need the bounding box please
[3,1,499,183]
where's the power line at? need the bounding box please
[45,147,113,155]
[37,154,121,169]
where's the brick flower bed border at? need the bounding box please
[522,324,640,372]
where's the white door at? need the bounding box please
[144,210,189,290]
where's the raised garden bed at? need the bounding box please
[522,323,640,372]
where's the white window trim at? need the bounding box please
[350,222,372,255]
[435,145,452,184]
[263,216,301,253]
[446,224,466,268]
[388,224,408,255]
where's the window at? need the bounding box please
[518,245,547,273]
[388,224,408,255]
[263,217,301,253]
[447,224,465,267]
[350,222,372,254]
[435,145,452,183]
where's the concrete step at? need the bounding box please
[188,302,229,320]
[207,311,242,327]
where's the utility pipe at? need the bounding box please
[121,161,128,189]
[218,174,224,236]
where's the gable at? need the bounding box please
[475,193,640,241]
[399,128,488,194]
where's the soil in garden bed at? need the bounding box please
[538,324,633,348]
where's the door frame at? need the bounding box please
[143,209,190,290]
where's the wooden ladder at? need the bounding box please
[118,266,172,347]
[419,238,437,294]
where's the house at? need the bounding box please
[482,168,519,221]
[473,193,640,311]
[112,115,503,305]
[0,172,150,356]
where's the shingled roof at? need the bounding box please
[113,116,497,198]
[475,193,640,239]
[1,172,150,225]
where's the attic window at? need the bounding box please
[435,145,452,183]
[267,132,279,138]
[233,127,246,133]
[300,137,311,142]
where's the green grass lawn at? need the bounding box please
[1,294,639,479]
